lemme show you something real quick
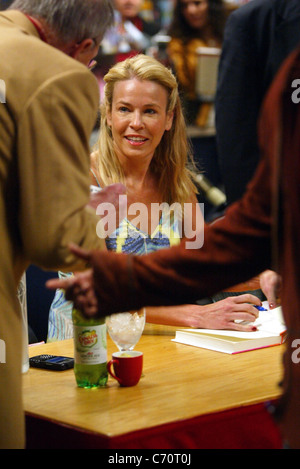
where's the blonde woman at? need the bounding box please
[48,55,260,339]
[89,54,261,330]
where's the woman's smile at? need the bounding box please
[125,134,149,145]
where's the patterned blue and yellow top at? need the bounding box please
[105,208,181,255]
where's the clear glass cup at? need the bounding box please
[106,309,146,352]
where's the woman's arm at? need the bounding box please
[144,293,261,332]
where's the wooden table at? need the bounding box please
[23,324,284,449]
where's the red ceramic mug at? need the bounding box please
[107,351,143,387]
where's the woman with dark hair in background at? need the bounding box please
[167,0,227,127]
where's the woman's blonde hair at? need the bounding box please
[95,54,198,205]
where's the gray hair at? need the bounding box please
[9,0,114,44]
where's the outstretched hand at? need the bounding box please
[46,244,101,318]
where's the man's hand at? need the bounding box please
[46,244,101,317]
[260,270,282,309]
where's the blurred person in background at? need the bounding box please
[167,0,227,127]
[215,0,300,206]
[94,0,161,101]
[100,0,161,62]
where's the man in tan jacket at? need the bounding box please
[0,0,124,449]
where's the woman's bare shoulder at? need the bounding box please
[90,151,103,187]
[90,151,98,170]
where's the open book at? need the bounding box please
[172,302,287,354]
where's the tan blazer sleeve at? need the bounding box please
[17,69,105,271]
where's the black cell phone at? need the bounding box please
[29,354,74,371]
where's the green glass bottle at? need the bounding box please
[72,308,108,388]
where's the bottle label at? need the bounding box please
[73,324,107,365]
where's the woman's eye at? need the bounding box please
[119,106,130,112]
[145,108,156,114]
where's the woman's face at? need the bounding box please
[114,0,143,19]
[180,0,209,30]
[107,78,174,165]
